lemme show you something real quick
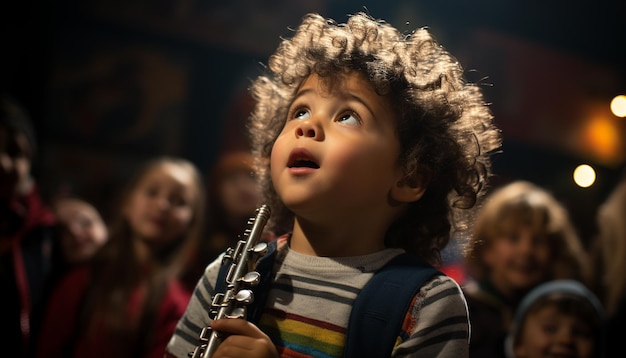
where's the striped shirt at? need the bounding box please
[166,236,470,357]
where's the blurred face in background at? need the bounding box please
[513,303,596,358]
[483,226,551,297]
[218,168,261,220]
[0,127,32,199]
[124,162,197,248]
[55,198,108,264]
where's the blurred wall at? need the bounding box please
[2,0,624,242]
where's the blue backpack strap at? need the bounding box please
[213,239,278,325]
[247,239,278,324]
[343,253,442,357]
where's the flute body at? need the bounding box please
[189,204,271,358]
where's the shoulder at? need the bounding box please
[394,275,470,356]
[405,275,469,336]
[420,275,468,310]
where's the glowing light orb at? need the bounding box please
[610,95,626,117]
[573,164,596,188]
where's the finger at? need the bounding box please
[215,335,276,358]
[211,318,265,339]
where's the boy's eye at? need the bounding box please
[337,112,360,126]
[293,108,311,120]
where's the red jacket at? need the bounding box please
[36,265,191,358]
[0,185,57,357]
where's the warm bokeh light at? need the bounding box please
[611,95,626,117]
[583,116,620,160]
[573,164,596,188]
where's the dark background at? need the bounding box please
[3,0,625,246]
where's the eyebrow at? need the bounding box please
[292,87,313,102]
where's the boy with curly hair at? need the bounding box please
[166,12,501,357]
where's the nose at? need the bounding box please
[515,231,537,256]
[518,238,532,255]
[555,327,576,345]
[294,118,324,140]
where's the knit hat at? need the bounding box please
[504,279,605,358]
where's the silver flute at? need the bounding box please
[189,204,271,358]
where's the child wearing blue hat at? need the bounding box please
[505,279,604,358]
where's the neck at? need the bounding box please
[289,216,386,257]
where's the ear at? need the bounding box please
[390,175,427,203]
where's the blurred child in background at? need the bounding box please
[205,150,263,261]
[589,171,626,355]
[36,156,205,358]
[52,196,108,269]
[0,93,58,358]
[505,279,604,358]
[183,150,265,290]
[464,180,589,358]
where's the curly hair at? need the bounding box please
[464,180,588,281]
[248,12,501,265]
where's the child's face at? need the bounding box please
[0,128,32,199]
[483,226,551,296]
[55,198,108,264]
[270,72,404,224]
[218,169,261,220]
[124,163,197,247]
[514,305,596,358]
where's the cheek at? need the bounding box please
[271,133,287,160]
[219,181,239,203]
[330,141,396,186]
[11,158,31,188]
[517,324,550,352]
[483,241,508,267]
[172,209,194,230]
[270,138,287,181]
[90,226,108,244]
[531,244,552,267]
[16,158,30,176]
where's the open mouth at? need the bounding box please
[287,149,320,169]
[289,159,319,169]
